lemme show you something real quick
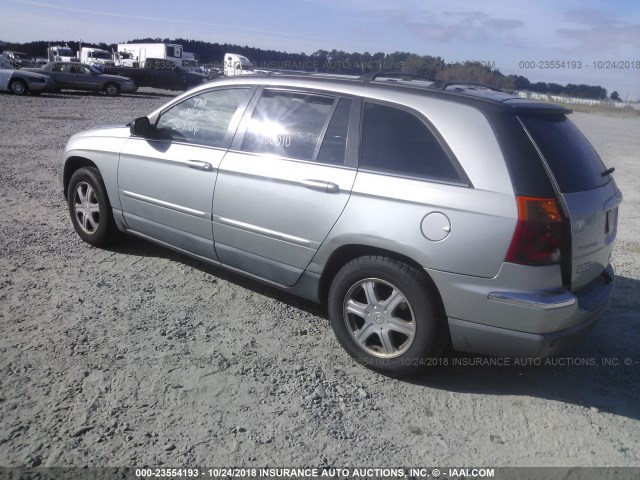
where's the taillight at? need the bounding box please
[506,196,564,266]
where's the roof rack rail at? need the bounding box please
[430,81,503,92]
[307,72,361,80]
[261,70,362,81]
[359,72,436,84]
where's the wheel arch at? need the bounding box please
[318,244,446,316]
[63,156,99,200]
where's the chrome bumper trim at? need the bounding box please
[487,290,576,310]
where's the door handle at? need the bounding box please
[301,179,339,193]
[185,160,212,171]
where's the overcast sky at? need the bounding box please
[3,0,640,98]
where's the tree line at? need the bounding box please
[1,38,611,99]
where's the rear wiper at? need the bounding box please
[601,167,616,177]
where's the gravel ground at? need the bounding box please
[0,88,639,468]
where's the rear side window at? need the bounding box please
[519,115,609,193]
[361,103,462,183]
[241,90,335,162]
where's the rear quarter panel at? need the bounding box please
[311,98,518,278]
[310,173,517,278]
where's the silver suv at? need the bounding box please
[60,73,621,376]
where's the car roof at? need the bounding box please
[193,73,571,116]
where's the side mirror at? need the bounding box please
[130,117,152,136]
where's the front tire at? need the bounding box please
[67,167,117,247]
[328,256,446,377]
[10,79,28,95]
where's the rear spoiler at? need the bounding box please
[503,98,572,115]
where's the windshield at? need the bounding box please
[56,48,74,56]
[91,51,111,60]
[14,53,30,60]
[166,46,182,58]
[87,65,102,74]
[241,62,254,71]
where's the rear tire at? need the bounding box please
[328,256,447,377]
[103,82,120,96]
[67,167,118,247]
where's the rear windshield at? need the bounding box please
[519,114,609,193]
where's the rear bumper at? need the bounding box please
[442,264,615,358]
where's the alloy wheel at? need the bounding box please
[73,181,101,235]
[343,278,416,358]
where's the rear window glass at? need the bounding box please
[519,115,609,193]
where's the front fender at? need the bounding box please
[61,127,130,209]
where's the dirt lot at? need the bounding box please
[0,89,638,469]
